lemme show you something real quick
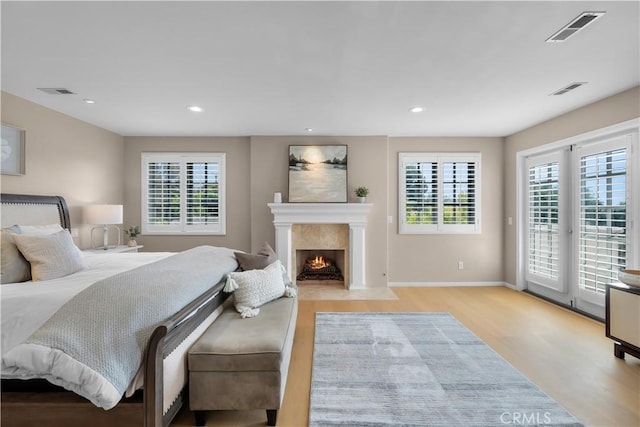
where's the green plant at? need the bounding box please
[125,226,140,239]
[355,186,369,197]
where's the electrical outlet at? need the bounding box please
[458,261,464,270]
[387,215,393,224]
[71,228,79,237]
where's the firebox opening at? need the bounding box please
[295,249,345,284]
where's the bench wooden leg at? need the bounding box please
[266,409,277,426]
[194,410,207,426]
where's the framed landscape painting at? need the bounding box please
[288,145,347,202]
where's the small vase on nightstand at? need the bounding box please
[128,239,138,247]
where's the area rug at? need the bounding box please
[310,312,583,426]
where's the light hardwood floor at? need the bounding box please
[171,286,640,427]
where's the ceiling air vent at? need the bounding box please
[550,82,587,96]
[546,11,605,43]
[37,88,76,95]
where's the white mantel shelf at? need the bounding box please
[268,203,373,289]
[267,203,373,224]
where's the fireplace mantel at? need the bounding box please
[268,203,373,289]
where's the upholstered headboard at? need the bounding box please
[0,194,71,230]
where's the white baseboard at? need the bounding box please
[388,281,508,288]
[503,282,517,290]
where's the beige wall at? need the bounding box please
[6,86,637,288]
[0,92,124,248]
[387,137,504,284]
[249,136,390,287]
[123,136,252,253]
[503,86,640,286]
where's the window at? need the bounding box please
[142,152,226,235]
[399,152,480,234]
[577,145,627,297]
[525,151,566,293]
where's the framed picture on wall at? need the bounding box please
[288,145,348,202]
[1,123,25,175]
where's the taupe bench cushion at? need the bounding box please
[189,297,296,372]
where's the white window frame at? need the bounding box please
[141,152,226,235]
[399,152,481,234]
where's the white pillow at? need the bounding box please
[13,230,85,281]
[224,260,295,318]
[18,224,64,235]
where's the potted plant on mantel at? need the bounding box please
[355,186,369,203]
[124,226,140,247]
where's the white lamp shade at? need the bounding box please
[85,204,123,225]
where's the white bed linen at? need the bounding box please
[1,251,172,357]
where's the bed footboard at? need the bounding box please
[144,281,230,427]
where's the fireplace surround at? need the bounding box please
[268,203,372,289]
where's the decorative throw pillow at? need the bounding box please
[224,260,295,318]
[234,241,277,270]
[234,241,296,289]
[13,230,85,281]
[0,226,31,284]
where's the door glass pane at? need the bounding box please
[579,148,627,295]
[528,161,560,281]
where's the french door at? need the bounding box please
[524,133,637,319]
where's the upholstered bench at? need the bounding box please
[188,296,298,426]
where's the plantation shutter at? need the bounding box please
[399,153,480,234]
[142,153,226,235]
[526,155,563,291]
[186,161,220,227]
[146,160,181,230]
[404,159,438,228]
[442,160,476,225]
[577,145,627,301]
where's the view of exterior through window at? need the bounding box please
[142,153,226,235]
[399,153,480,234]
[579,148,627,294]
[528,161,560,282]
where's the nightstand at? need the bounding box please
[84,245,144,254]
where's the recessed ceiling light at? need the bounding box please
[187,105,203,113]
[305,128,313,132]
[409,106,424,113]
[83,98,95,104]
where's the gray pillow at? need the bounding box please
[234,242,295,288]
[13,230,85,281]
[0,226,31,284]
[234,241,277,270]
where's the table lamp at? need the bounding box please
[85,204,123,250]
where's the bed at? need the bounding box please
[1,193,236,427]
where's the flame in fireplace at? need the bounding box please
[308,255,330,270]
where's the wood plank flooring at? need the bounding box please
[171,286,640,427]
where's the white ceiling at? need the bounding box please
[1,1,638,137]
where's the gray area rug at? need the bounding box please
[310,312,583,426]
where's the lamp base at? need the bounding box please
[90,225,121,250]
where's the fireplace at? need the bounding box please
[296,249,345,283]
[268,203,373,289]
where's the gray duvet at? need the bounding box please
[1,245,238,409]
